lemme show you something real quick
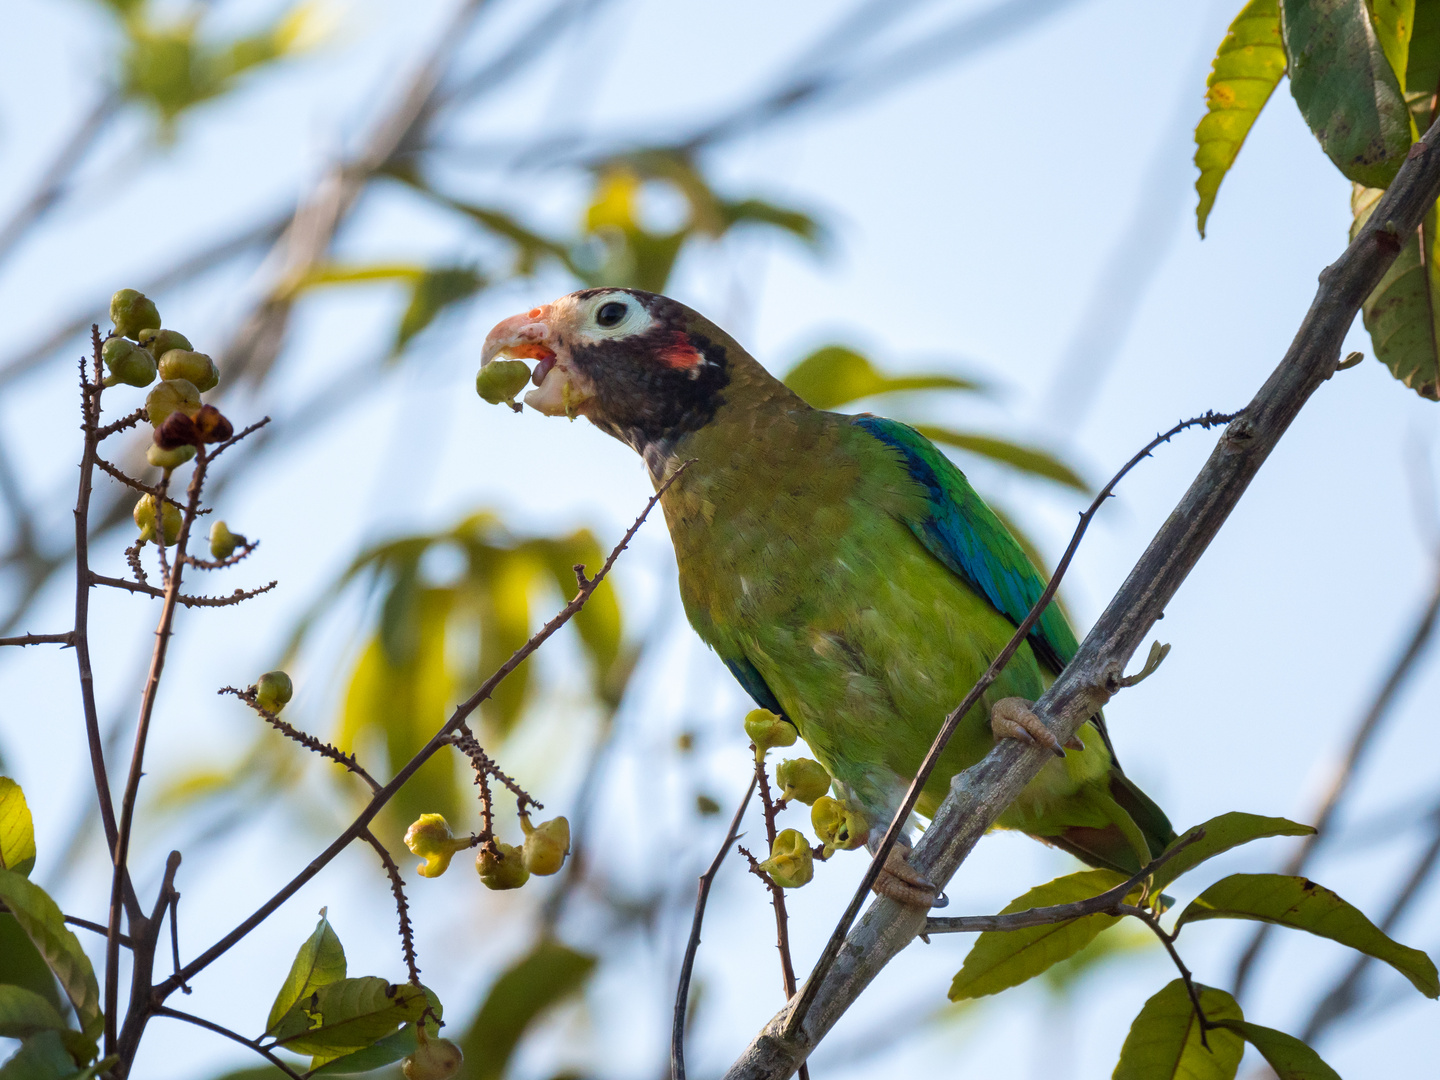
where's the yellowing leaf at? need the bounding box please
[0,777,36,877]
[1151,812,1314,891]
[1177,873,1440,997]
[273,977,427,1057]
[1371,0,1418,93]
[1114,980,1244,1080]
[1194,0,1287,236]
[948,869,1129,1000]
[783,345,983,410]
[1283,0,1412,187]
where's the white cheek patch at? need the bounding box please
[568,293,656,344]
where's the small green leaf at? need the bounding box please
[307,984,442,1074]
[1211,1019,1342,1080]
[1177,873,1440,997]
[266,912,346,1034]
[0,870,101,1045]
[0,986,68,1040]
[1151,812,1314,891]
[0,915,64,1014]
[782,345,983,410]
[1194,0,1287,236]
[948,869,1129,1001]
[272,978,427,1057]
[460,941,596,1080]
[1351,183,1440,400]
[1282,0,1412,187]
[1114,980,1244,1080]
[394,266,486,354]
[911,425,1088,491]
[0,778,36,877]
[0,1030,85,1079]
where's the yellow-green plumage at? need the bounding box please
[655,322,1172,873]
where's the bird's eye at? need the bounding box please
[596,301,628,328]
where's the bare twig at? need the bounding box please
[152,1007,305,1080]
[95,408,148,442]
[783,409,1237,1040]
[221,685,380,791]
[1231,551,1440,998]
[1120,903,1211,1048]
[152,463,687,1000]
[923,828,1202,935]
[0,631,74,647]
[90,572,278,607]
[673,774,757,1080]
[722,113,1440,1080]
[361,829,422,987]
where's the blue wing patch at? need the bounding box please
[723,655,789,719]
[853,414,1075,674]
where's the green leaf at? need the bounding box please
[782,345,983,410]
[266,912,346,1034]
[0,1031,83,1080]
[1405,0,1440,129]
[1195,0,1288,236]
[272,978,427,1057]
[1211,1019,1342,1080]
[0,915,64,1013]
[1151,812,1315,891]
[460,941,597,1080]
[1282,0,1413,187]
[1371,0,1418,92]
[394,266,486,354]
[719,198,823,246]
[1351,183,1440,399]
[1177,873,1440,997]
[0,778,36,877]
[0,870,101,1044]
[911,425,1089,491]
[307,985,442,1074]
[0,986,67,1040]
[948,869,1129,1000]
[1113,980,1244,1080]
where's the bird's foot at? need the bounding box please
[989,697,1083,759]
[873,845,948,909]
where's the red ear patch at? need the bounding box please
[657,331,705,369]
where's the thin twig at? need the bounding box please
[0,631,74,647]
[361,829,422,986]
[95,408,148,442]
[784,410,1237,1039]
[1232,551,1440,998]
[748,749,805,1080]
[673,774,757,1080]
[90,572,278,607]
[92,455,187,507]
[923,828,1203,934]
[152,1007,304,1080]
[1118,903,1210,1048]
[153,463,688,999]
[220,685,380,791]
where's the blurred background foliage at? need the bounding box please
[3,0,1439,1077]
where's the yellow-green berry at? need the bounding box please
[520,815,570,876]
[743,708,796,760]
[157,349,219,392]
[404,814,465,879]
[776,758,831,805]
[476,842,529,890]
[255,671,293,713]
[138,328,192,358]
[758,828,814,888]
[146,443,196,470]
[110,289,160,340]
[402,1034,463,1080]
[145,379,201,426]
[475,360,531,406]
[209,520,246,559]
[133,494,181,546]
[102,337,157,387]
[811,796,867,856]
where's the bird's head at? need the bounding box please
[480,288,739,452]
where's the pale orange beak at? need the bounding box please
[480,302,596,418]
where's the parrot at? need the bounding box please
[480,287,1174,905]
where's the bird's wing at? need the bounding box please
[723,655,789,720]
[852,415,1079,676]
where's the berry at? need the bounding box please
[743,708,796,760]
[157,349,219,392]
[145,379,201,426]
[475,843,529,890]
[776,758,831,805]
[138,328,192,357]
[404,814,465,878]
[520,816,569,876]
[110,289,160,340]
[758,828,814,888]
[209,520,246,559]
[401,1035,463,1080]
[146,443,196,470]
[102,337,157,387]
[255,671,293,713]
[475,360,531,407]
[811,796,867,857]
[133,494,182,546]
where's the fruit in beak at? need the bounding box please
[480,304,596,419]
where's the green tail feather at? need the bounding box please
[1046,772,1175,876]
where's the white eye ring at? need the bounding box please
[581,293,653,340]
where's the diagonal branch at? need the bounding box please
[721,112,1440,1080]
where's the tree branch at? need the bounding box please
[720,111,1440,1080]
[0,631,74,647]
[152,1007,304,1080]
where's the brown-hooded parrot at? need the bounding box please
[480,288,1173,905]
